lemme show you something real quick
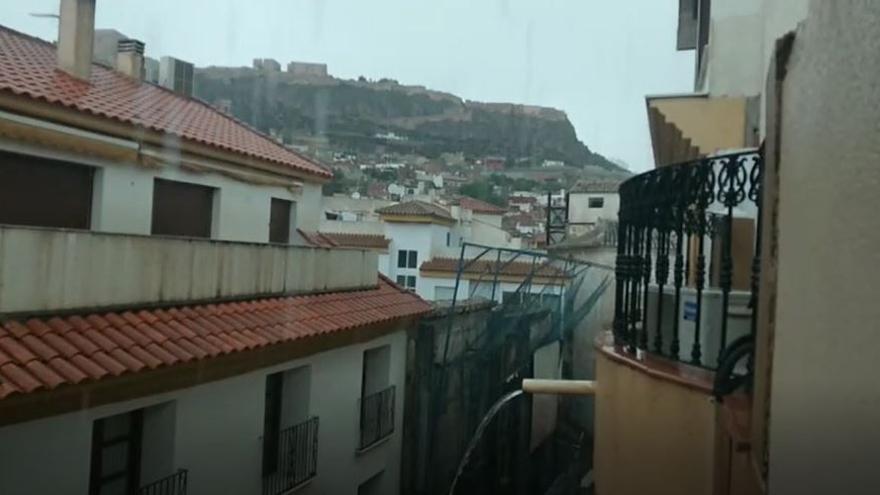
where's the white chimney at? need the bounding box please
[116,39,145,80]
[57,0,96,80]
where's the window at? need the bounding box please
[0,150,94,229]
[396,275,416,290]
[269,198,293,243]
[588,197,605,208]
[397,250,417,269]
[262,372,284,476]
[446,232,451,246]
[151,178,214,238]
[89,410,143,495]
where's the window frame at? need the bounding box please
[89,410,144,495]
[588,197,605,209]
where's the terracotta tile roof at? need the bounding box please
[509,196,538,204]
[296,229,339,248]
[0,26,330,180]
[0,276,429,400]
[319,232,390,250]
[376,200,453,221]
[420,257,570,279]
[456,196,506,215]
[570,180,621,193]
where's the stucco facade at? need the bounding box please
[0,327,409,495]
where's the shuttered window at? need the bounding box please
[269,198,292,244]
[0,150,93,229]
[151,178,214,238]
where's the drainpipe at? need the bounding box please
[521,379,596,396]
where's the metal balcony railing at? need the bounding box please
[612,149,763,393]
[263,417,320,495]
[137,469,188,495]
[359,385,396,450]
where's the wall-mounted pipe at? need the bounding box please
[522,379,596,396]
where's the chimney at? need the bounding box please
[57,0,96,80]
[116,39,145,80]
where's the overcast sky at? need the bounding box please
[0,0,694,172]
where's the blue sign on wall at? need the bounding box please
[683,300,698,321]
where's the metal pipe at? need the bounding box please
[521,379,596,396]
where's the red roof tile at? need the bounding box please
[456,196,507,215]
[376,200,454,222]
[318,232,391,250]
[296,229,339,248]
[0,276,429,400]
[0,26,330,180]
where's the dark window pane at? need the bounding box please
[262,372,283,476]
[396,276,406,286]
[151,179,214,238]
[407,250,417,268]
[101,443,128,476]
[588,197,604,208]
[407,276,416,288]
[269,198,292,243]
[0,150,93,229]
[397,250,407,268]
[98,477,128,495]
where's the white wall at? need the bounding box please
[701,0,765,97]
[0,328,409,495]
[0,138,324,242]
[385,222,451,292]
[568,192,619,231]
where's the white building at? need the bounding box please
[450,196,513,248]
[0,6,429,495]
[418,257,567,304]
[567,181,621,238]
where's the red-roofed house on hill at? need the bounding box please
[0,4,428,495]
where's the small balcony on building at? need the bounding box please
[359,385,396,451]
[597,148,765,495]
[611,148,762,370]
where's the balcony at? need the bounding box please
[0,225,379,314]
[137,470,188,495]
[612,149,763,375]
[359,385,396,451]
[263,417,320,495]
[596,149,764,495]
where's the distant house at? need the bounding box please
[567,180,621,237]
[483,156,506,171]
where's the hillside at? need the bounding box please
[194,67,619,170]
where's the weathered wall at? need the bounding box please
[0,225,377,313]
[767,2,880,493]
[0,325,409,495]
[593,351,716,495]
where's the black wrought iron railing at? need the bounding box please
[359,385,396,450]
[137,469,188,495]
[263,416,319,495]
[612,149,763,389]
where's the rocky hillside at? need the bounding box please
[194,67,619,170]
